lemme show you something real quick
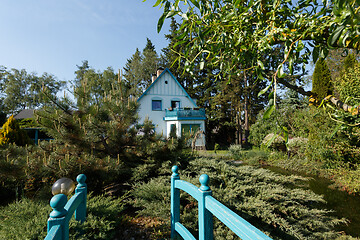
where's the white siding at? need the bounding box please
[138,71,197,136]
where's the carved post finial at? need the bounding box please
[172,165,179,177]
[199,174,210,191]
[49,194,68,218]
[76,174,87,188]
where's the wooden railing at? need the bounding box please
[171,166,272,240]
[44,174,87,240]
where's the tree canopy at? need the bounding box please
[151,0,360,111]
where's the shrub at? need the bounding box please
[0,193,127,240]
[133,157,346,240]
[0,115,31,146]
[228,144,243,160]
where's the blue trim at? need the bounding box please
[164,117,207,121]
[137,68,198,107]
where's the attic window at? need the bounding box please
[165,81,168,84]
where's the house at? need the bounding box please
[14,109,52,144]
[137,68,206,149]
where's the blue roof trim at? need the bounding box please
[137,68,198,107]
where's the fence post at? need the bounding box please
[75,174,87,223]
[47,194,68,240]
[171,166,180,239]
[198,174,213,240]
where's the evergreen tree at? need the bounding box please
[0,115,31,146]
[312,58,333,101]
[123,39,160,97]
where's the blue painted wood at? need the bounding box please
[170,166,272,240]
[174,180,201,201]
[174,222,196,240]
[75,174,87,223]
[206,196,272,240]
[44,225,62,240]
[45,174,87,240]
[171,166,180,239]
[198,174,213,240]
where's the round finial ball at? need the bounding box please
[50,194,67,209]
[199,174,209,186]
[51,177,75,196]
[77,174,86,184]
[171,165,179,174]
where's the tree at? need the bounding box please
[0,67,65,115]
[123,39,161,97]
[151,0,360,114]
[73,62,124,108]
[312,58,333,101]
[0,115,31,146]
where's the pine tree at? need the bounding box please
[312,58,333,101]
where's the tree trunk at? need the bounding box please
[244,72,250,145]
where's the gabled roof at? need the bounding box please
[14,109,35,119]
[137,68,198,107]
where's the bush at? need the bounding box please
[0,193,127,240]
[228,144,243,160]
[133,157,346,240]
[0,115,31,146]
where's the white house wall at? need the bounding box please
[138,71,197,136]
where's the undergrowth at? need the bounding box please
[132,157,349,240]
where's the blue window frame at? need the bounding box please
[152,100,162,111]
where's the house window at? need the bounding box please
[181,124,200,134]
[152,100,162,111]
[171,100,180,109]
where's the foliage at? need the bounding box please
[150,0,360,123]
[133,157,346,239]
[333,60,360,106]
[123,38,161,97]
[0,67,65,115]
[228,144,243,160]
[312,58,333,101]
[0,115,32,146]
[0,193,127,240]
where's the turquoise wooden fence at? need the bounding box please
[171,166,272,240]
[44,174,87,240]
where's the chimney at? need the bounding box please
[151,73,157,83]
[156,67,164,77]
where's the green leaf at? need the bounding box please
[258,80,273,97]
[152,0,162,7]
[313,45,320,63]
[263,104,275,120]
[157,12,167,33]
[328,25,345,46]
[277,64,286,78]
[257,60,265,70]
[188,0,200,8]
[266,131,278,147]
[282,126,288,143]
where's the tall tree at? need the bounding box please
[123,39,161,97]
[0,67,65,115]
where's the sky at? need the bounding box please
[0,0,170,83]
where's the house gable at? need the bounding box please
[137,68,197,107]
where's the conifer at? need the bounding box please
[312,58,333,101]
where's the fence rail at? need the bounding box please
[171,166,272,240]
[44,174,87,240]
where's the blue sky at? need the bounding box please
[0,0,170,83]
